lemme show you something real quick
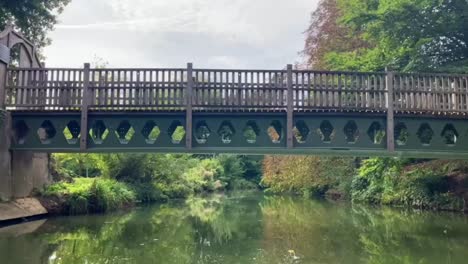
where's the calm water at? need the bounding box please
[1,192,468,264]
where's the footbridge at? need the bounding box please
[1,27,468,159]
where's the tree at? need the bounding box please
[302,0,368,69]
[328,0,468,72]
[0,0,71,48]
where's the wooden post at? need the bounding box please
[386,68,395,152]
[0,62,7,109]
[80,63,91,151]
[286,64,294,149]
[186,63,193,150]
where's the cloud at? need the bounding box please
[45,0,318,68]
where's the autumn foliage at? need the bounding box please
[262,156,355,196]
[301,0,367,69]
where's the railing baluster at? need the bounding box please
[80,63,90,151]
[186,63,193,149]
[386,69,395,152]
[287,64,293,149]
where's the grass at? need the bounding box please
[42,178,136,215]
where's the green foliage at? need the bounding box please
[171,126,186,143]
[352,158,403,203]
[352,159,467,211]
[184,158,224,192]
[53,153,109,178]
[0,0,71,48]
[331,0,468,72]
[51,153,262,207]
[42,178,136,215]
[262,156,356,198]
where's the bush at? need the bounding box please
[262,156,356,197]
[42,178,136,215]
[351,158,468,211]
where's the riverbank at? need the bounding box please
[262,157,468,212]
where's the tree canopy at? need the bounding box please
[0,0,71,48]
[303,0,468,73]
[302,0,367,69]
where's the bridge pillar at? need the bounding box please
[386,70,395,152]
[0,47,10,200]
[10,152,50,198]
[0,112,12,200]
[0,112,51,201]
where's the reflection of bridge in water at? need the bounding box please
[2,26,468,158]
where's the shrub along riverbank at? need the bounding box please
[41,153,262,215]
[262,156,468,212]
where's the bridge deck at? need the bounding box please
[3,65,468,158]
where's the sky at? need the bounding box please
[43,0,319,69]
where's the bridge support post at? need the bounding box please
[386,69,395,152]
[0,112,12,200]
[286,64,294,149]
[80,63,91,151]
[186,63,193,150]
[0,63,6,109]
[0,41,9,200]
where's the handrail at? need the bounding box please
[3,65,468,114]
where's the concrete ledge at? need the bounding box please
[0,198,47,222]
[0,219,46,236]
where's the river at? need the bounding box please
[1,192,468,264]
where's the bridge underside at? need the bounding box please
[9,111,468,158]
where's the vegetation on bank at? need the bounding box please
[42,153,262,214]
[262,156,355,199]
[262,157,468,211]
[41,178,135,215]
[352,158,468,211]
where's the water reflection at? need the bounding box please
[1,192,468,264]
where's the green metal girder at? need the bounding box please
[8,112,468,159]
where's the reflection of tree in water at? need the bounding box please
[350,206,468,264]
[4,194,468,264]
[259,196,468,264]
[11,193,264,264]
[259,196,361,264]
[28,207,198,264]
[186,193,264,263]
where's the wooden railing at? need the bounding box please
[192,69,287,110]
[3,65,468,114]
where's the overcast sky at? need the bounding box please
[43,0,318,69]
